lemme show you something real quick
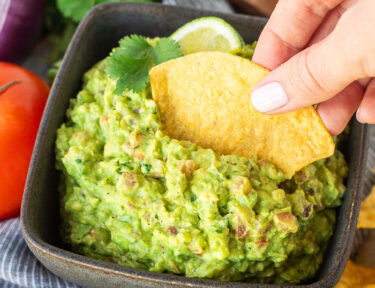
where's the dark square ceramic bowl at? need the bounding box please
[21,3,369,288]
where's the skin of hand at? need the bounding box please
[250,0,375,135]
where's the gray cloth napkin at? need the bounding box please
[1,0,374,287]
[0,218,79,288]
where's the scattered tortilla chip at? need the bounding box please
[150,52,334,175]
[336,260,375,288]
[357,187,375,228]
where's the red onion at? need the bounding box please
[0,0,44,62]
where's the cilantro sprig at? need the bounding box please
[105,35,183,95]
[57,0,156,23]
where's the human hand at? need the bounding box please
[250,0,375,135]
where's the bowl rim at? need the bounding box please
[20,2,370,287]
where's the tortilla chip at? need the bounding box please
[336,260,375,288]
[357,187,375,228]
[150,52,334,174]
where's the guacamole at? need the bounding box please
[56,43,348,284]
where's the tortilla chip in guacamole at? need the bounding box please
[150,51,334,174]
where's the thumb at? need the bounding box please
[250,20,367,114]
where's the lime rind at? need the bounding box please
[170,17,244,53]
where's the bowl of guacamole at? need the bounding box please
[21,3,369,288]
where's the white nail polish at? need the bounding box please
[356,107,363,123]
[251,82,289,112]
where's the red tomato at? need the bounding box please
[0,62,49,220]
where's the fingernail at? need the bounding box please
[251,82,289,112]
[356,107,364,123]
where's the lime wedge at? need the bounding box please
[171,17,244,54]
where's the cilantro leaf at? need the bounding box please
[105,35,183,95]
[106,40,152,94]
[57,0,95,23]
[113,57,151,95]
[105,48,150,79]
[57,0,157,23]
[105,49,130,79]
[119,35,153,58]
[142,163,152,173]
[153,38,183,65]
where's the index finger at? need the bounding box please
[252,0,343,69]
